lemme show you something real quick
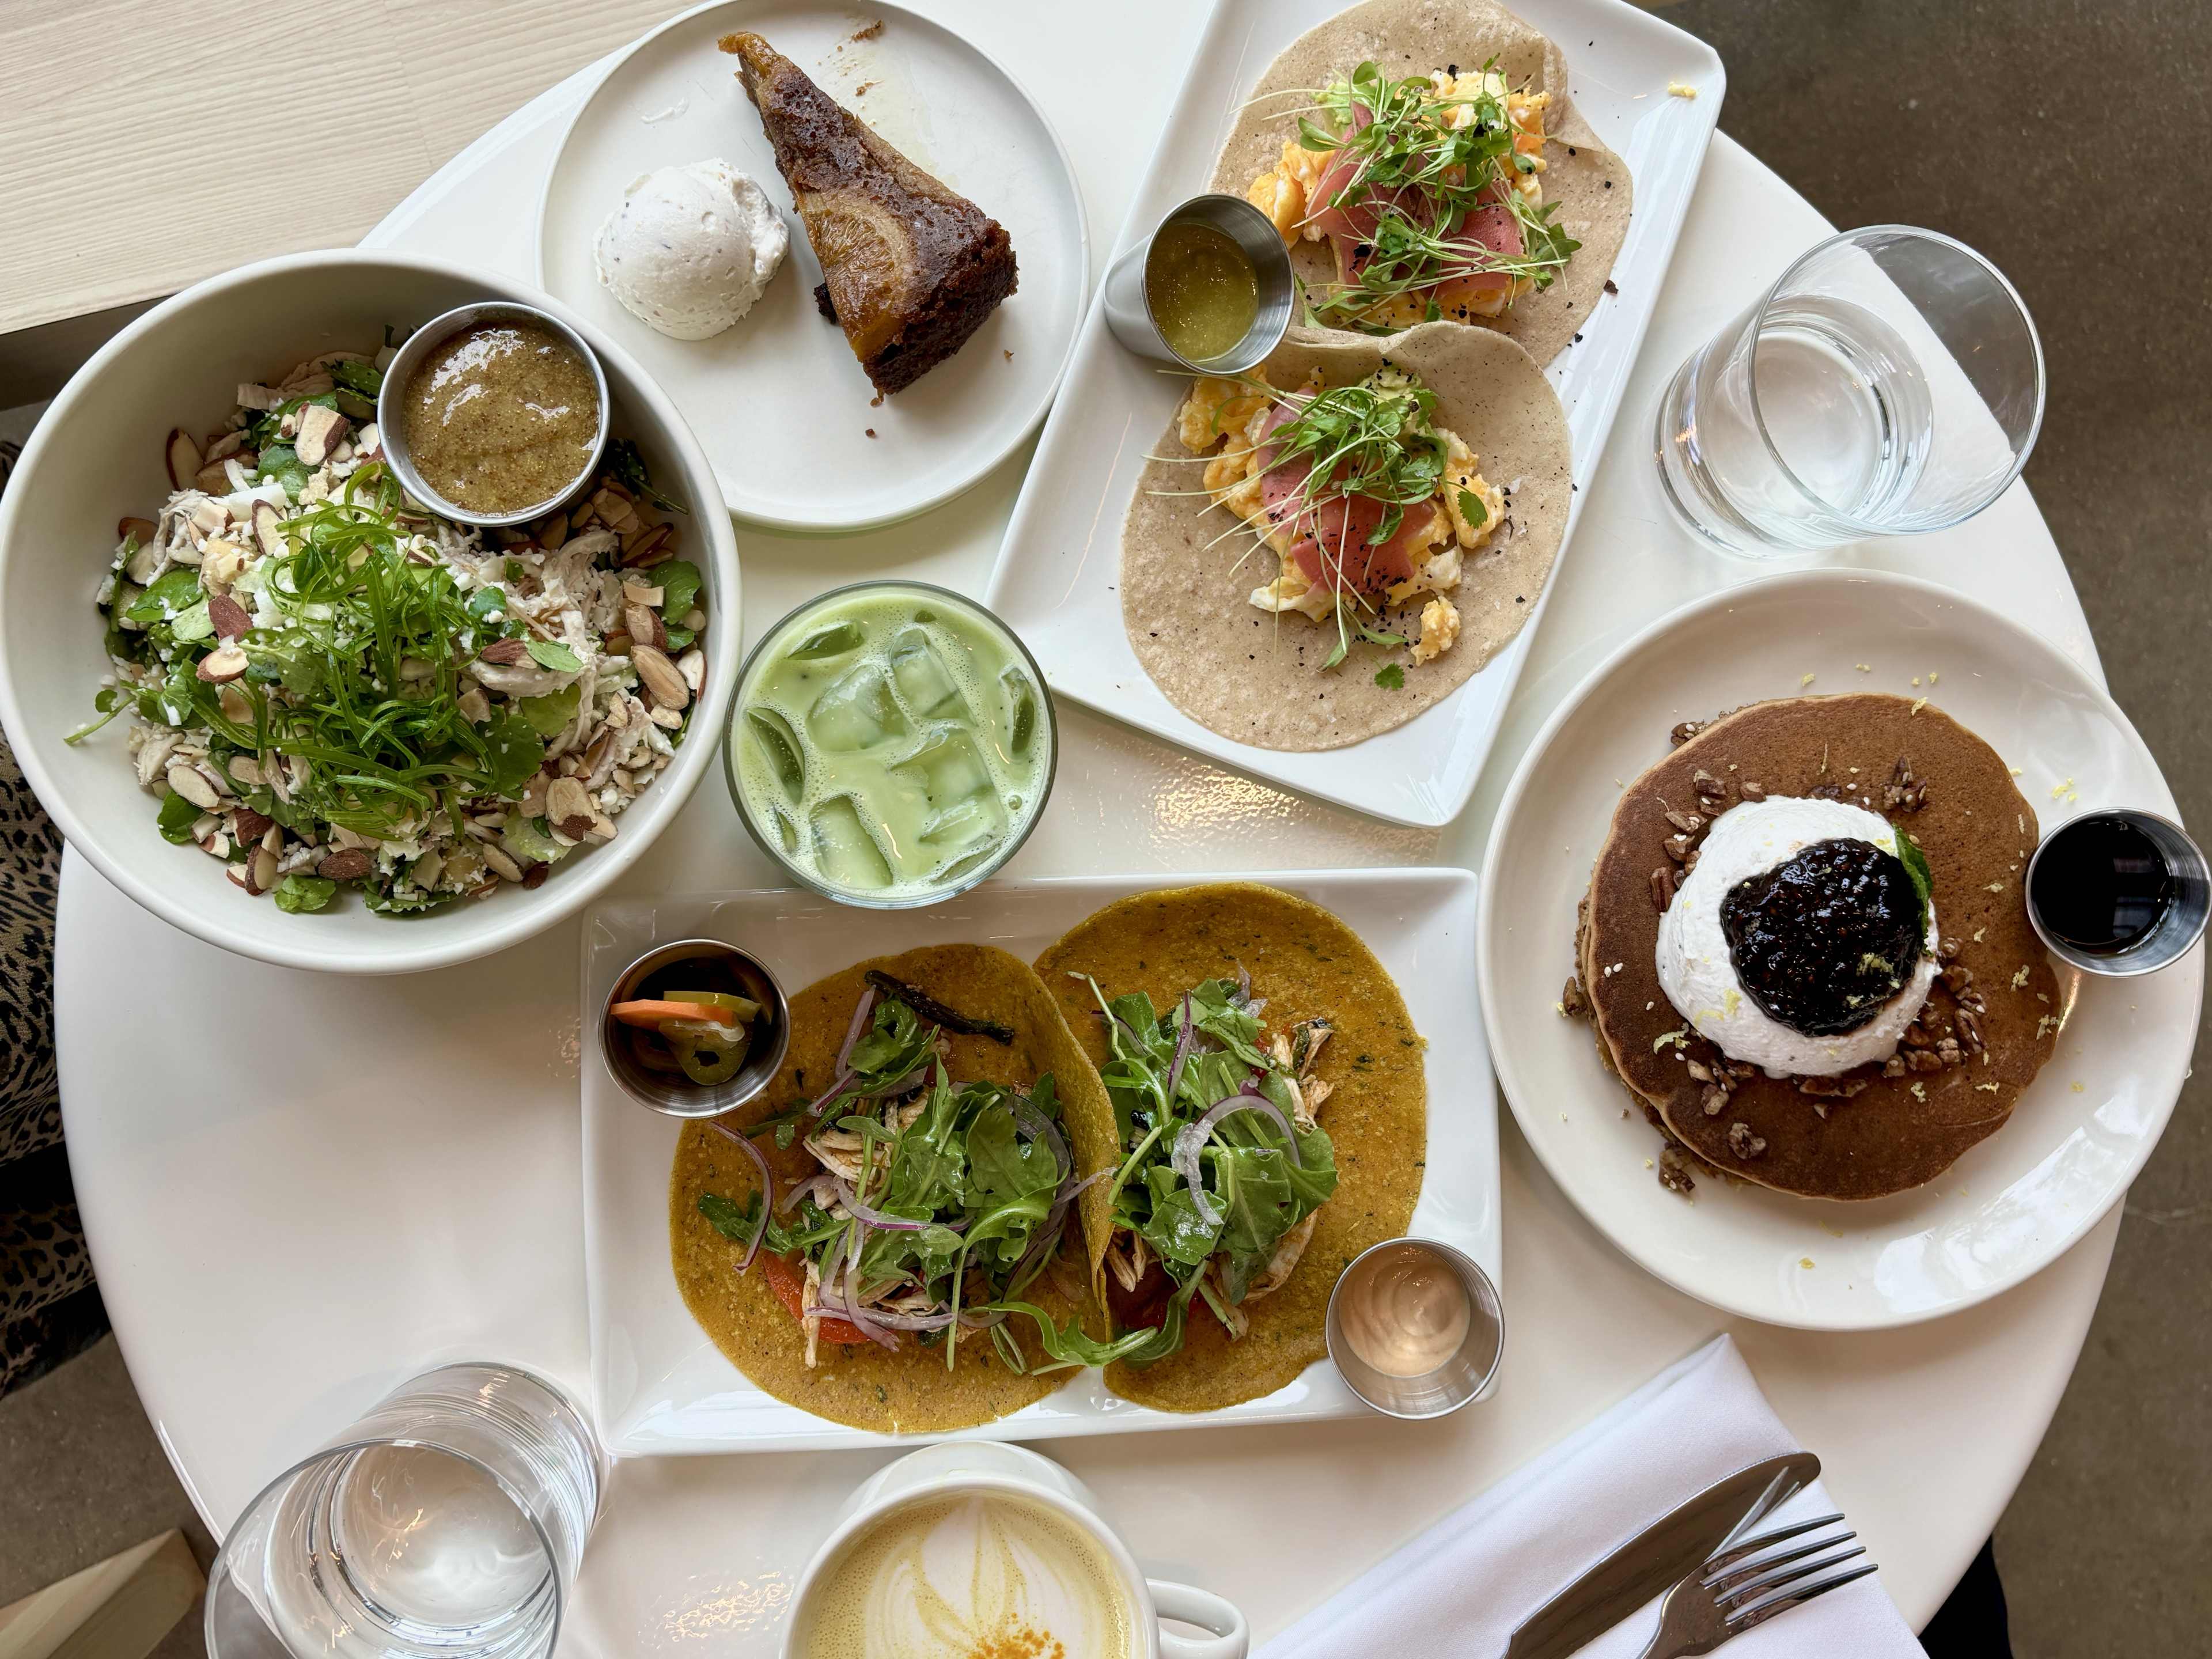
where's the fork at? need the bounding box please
[1633,1511,1878,1658]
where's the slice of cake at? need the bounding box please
[723,31,1018,396]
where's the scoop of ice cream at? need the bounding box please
[593,160,788,340]
[1655,796,1938,1076]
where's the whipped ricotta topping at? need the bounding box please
[1655,796,1938,1076]
[593,159,787,340]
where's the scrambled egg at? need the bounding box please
[1244,70,1551,331]
[1177,370,1500,669]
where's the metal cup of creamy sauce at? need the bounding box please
[377,301,610,527]
[1102,193,1294,375]
[1325,1237,1504,1418]
[725,581,1056,909]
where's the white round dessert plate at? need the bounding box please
[1478,569,2202,1331]
[536,0,1088,533]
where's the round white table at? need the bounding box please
[58,4,2117,1648]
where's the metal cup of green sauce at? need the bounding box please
[725,581,1056,909]
[378,300,609,528]
[1103,193,1294,374]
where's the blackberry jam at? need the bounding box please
[1721,838,1925,1036]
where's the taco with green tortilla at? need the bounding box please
[669,944,1135,1435]
[1034,883,1427,1411]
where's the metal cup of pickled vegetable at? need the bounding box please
[604,938,790,1118]
[724,582,1056,908]
[1102,194,1294,375]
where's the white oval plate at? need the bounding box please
[1478,569,2202,1331]
[536,0,1087,533]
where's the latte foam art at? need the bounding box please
[796,1493,1132,1659]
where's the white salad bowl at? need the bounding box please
[0,249,741,975]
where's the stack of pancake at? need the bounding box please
[1572,694,2061,1200]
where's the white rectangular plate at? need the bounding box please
[582,868,1493,1455]
[984,0,1723,827]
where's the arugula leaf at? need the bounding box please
[125,567,204,624]
[605,438,688,514]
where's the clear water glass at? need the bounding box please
[1654,225,2044,556]
[205,1363,602,1659]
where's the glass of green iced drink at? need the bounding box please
[725,582,1057,907]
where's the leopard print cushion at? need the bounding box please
[0,434,96,1393]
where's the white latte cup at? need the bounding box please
[783,1442,1248,1659]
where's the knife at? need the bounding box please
[1500,1451,1821,1659]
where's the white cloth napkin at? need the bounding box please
[1260,1336,1923,1658]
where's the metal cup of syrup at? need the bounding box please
[1325,1237,1504,1419]
[2025,809,2210,977]
[1102,194,1295,376]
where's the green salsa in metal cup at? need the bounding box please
[725,582,1056,906]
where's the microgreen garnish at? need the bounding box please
[1374,663,1405,690]
[1281,59,1581,331]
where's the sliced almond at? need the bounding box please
[295,403,350,468]
[218,684,253,724]
[622,581,664,608]
[316,847,375,881]
[165,428,202,490]
[631,643,688,710]
[252,500,286,560]
[165,763,221,812]
[232,806,274,843]
[208,594,253,640]
[619,524,673,568]
[546,775,592,828]
[478,638,528,666]
[481,842,525,883]
[195,459,237,494]
[624,603,665,652]
[196,644,249,684]
[247,846,279,895]
[676,647,705,694]
[118,516,159,548]
[202,539,247,590]
[537,510,569,552]
[228,754,264,789]
[262,822,285,856]
[456,686,492,725]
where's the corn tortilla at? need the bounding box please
[668,944,1117,1434]
[1033,884,1427,1411]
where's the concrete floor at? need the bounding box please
[2,2,2207,1654]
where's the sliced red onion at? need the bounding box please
[1236,965,1251,1000]
[1173,1092,1304,1228]
[853,1302,961,1331]
[813,1274,899,1352]
[1245,998,1268,1020]
[1165,993,1197,1100]
[1005,1168,1106,1293]
[779,1172,837,1215]
[835,986,878,1073]
[1233,1080,1304,1166]
[1008,1096,1069,1181]
[832,1176,966,1233]
[804,1067,856,1118]
[706,1119,773,1274]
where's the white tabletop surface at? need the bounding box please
[56,1,2121,1646]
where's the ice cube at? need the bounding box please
[810,796,894,889]
[888,627,967,720]
[771,805,801,857]
[895,728,1006,850]
[747,708,806,802]
[806,662,908,752]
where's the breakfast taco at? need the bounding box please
[1122,320,1569,751]
[669,944,1126,1434]
[1216,0,1632,363]
[1033,883,1427,1412]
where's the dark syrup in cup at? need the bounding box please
[2028,813,2173,956]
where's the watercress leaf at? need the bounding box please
[654,560,703,622]
[605,438,688,514]
[524,639,582,672]
[478,709,546,796]
[272,874,338,914]
[256,444,310,500]
[466,586,508,624]
[328,359,384,397]
[515,684,580,737]
[156,789,202,844]
[125,567,204,623]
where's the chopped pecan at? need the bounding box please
[1669,719,1706,747]
[1651,865,1676,911]
[1657,1145,1698,1194]
[1941,964,1975,994]
[1726,1122,1768,1159]
[1560,975,1589,1017]
[1739,781,1767,802]
[1906,1048,1944,1074]
[1700,1084,1729,1117]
